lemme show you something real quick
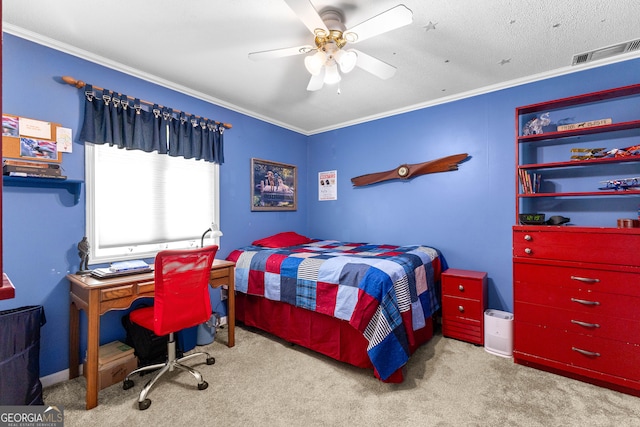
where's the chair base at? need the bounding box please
[123,333,215,410]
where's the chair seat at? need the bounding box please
[130,306,155,331]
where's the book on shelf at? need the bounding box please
[518,169,541,194]
[3,159,61,169]
[3,164,62,176]
[5,171,68,179]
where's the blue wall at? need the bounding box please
[1,34,308,377]
[306,62,639,310]
[2,32,639,378]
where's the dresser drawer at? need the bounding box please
[515,279,640,321]
[514,261,640,298]
[513,227,640,266]
[515,321,640,382]
[515,301,640,344]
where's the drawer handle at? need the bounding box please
[570,276,600,284]
[524,248,532,255]
[458,305,465,313]
[572,347,600,358]
[458,284,465,292]
[571,298,600,306]
[524,234,532,241]
[571,319,600,329]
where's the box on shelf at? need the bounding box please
[83,341,138,390]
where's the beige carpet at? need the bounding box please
[44,324,640,426]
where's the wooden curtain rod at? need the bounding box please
[61,76,232,129]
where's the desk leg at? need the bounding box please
[69,301,80,379]
[85,294,101,410]
[227,268,235,348]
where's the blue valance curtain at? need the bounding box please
[79,84,225,164]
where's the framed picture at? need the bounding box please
[251,158,297,211]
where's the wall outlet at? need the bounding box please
[220,287,228,300]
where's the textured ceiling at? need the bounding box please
[3,0,640,134]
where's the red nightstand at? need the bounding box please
[441,268,487,345]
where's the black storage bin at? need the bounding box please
[0,305,46,405]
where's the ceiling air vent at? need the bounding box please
[572,38,640,65]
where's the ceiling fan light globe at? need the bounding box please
[304,51,326,75]
[324,63,341,85]
[338,50,358,73]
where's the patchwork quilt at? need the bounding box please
[226,240,442,380]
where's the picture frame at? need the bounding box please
[251,158,297,211]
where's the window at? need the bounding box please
[86,143,220,264]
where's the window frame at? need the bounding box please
[85,142,221,265]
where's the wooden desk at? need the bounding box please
[67,259,235,410]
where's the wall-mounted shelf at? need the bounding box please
[3,176,83,203]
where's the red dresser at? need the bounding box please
[441,268,488,345]
[513,226,640,397]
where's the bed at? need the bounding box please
[225,232,445,383]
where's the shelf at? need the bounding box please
[517,120,640,143]
[519,156,640,170]
[515,83,640,227]
[518,190,640,198]
[3,176,83,203]
[517,84,640,114]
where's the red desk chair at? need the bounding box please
[123,246,218,410]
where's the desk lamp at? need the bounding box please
[200,222,223,247]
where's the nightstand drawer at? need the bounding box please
[442,295,484,321]
[442,269,487,300]
[442,317,482,343]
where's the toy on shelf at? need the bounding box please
[598,177,640,191]
[571,144,640,161]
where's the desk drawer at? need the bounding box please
[100,285,134,302]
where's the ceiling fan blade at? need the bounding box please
[283,0,329,36]
[345,5,413,43]
[307,69,325,91]
[352,49,396,80]
[248,45,313,61]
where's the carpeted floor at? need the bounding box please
[44,324,640,426]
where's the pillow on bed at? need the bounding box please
[252,232,313,248]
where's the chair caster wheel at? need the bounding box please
[139,399,151,410]
[123,379,134,390]
[206,357,215,365]
[198,381,209,390]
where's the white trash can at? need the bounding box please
[484,309,514,358]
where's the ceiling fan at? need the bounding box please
[248,0,413,91]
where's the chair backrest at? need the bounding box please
[152,246,218,336]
